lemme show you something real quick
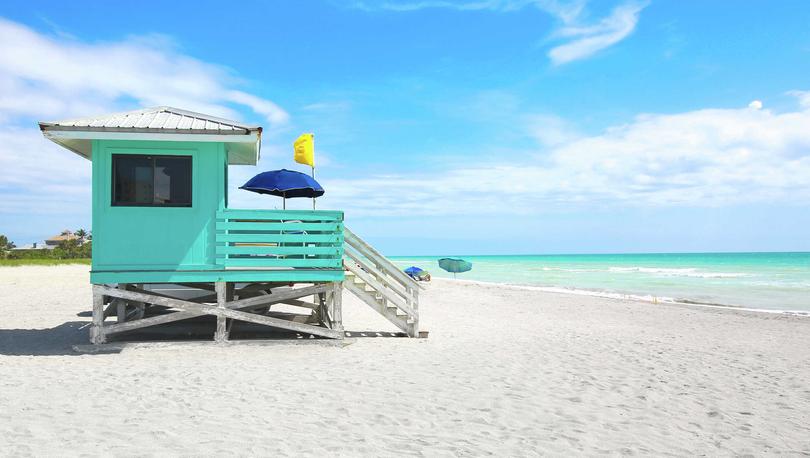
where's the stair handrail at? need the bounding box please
[343,227,425,291]
[343,227,421,337]
[343,249,412,299]
[343,259,419,319]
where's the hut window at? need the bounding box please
[112,155,192,207]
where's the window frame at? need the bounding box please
[111,154,193,208]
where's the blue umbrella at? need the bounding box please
[405,266,431,281]
[404,266,423,279]
[240,169,324,209]
[438,258,472,278]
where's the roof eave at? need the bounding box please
[38,105,263,132]
[41,129,262,165]
[39,124,262,135]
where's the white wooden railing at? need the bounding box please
[343,227,423,335]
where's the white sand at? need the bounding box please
[0,265,808,456]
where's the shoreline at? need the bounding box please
[435,277,810,317]
[4,263,808,316]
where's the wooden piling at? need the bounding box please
[215,281,228,342]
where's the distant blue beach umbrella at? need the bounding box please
[405,266,432,281]
[405,266,423,279]
[240,169,324,209]
[438,258,472,278]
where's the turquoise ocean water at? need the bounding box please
[389,252,810,312]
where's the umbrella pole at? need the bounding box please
[312,166,316,210]
[283,192,286,210]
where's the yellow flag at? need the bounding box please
[294,133,315,167]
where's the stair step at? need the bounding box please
[342,232,421,338]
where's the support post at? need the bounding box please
[332,281,343,333]
[117,286,127,323]
[226,283,235,335]
[132,284,146,320]
[319,291,328,326]
[91,286,106,344]
[215,281,228,342]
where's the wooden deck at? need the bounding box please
[90,209,345,284]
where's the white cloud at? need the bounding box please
[349,0,644,65]
[319,94,810,216]
[524,113,579,146]
[350,0,584,17]
[0,126,91,234]
[748,100,763,110]
[0,18,288,124]
[787,90,810,109]
[0,18,289,240]
[548,1,647,65]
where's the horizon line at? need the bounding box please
[387,250,810,257]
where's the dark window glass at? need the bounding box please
[112,155,192,207]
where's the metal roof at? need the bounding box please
[39,106,261,135]
[39,106,263,165]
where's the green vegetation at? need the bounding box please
[0,229,92,264]
[0,234,14,250]
[0,258,91,267]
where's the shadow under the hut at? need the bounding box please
[0,321,89,356]
[0,311,414,356]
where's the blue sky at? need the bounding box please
[1,1,810,254]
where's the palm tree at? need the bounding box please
[75,229,88,242]
[0,235,14,250]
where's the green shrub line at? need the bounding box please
[0,258,92,267]
[1,232,92,263]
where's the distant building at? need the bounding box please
[11,242,52,251]
[45,230,83,247]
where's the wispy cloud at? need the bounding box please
[350,0,584,18]
[787,90,810,109]
[319,94,810,216]
[0,18,289,241]
[0,18,288,124]
[548,1,647,65]
[348,0,646,65]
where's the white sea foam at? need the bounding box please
[606,266,749,278]
[534,266,750,278]
[441,278,810,316]
[538,267,598,273]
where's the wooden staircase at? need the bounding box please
[343,227,424,337]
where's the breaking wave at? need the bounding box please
[606,267,749,278]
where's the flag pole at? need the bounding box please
[311,133,316,210]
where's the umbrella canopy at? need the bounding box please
[405,266,431,281]
[404,266,424,276]
[438,258,472,278]
[240,169,324,198]
[240,169,324,209]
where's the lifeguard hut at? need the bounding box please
[40,106,422,344]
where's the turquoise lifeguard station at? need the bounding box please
[40,106,422,344]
